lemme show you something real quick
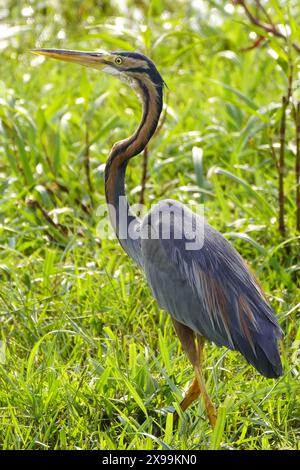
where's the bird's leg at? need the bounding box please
[172,319,217,427]
[174,336,204,417]
[194,334,217,428]
[175,377,200,416]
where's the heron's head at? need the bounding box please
[31,48,164,89]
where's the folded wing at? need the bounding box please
[141,200,282,378]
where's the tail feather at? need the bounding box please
[255,342,282,378]
[234,323,282,378]
[234,286,283,378]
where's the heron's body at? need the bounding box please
[33,47,282,426]
[141,202,281,379]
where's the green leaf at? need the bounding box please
[208,166,275,218]
[210,397,233,450]
[15,126,34,186]
[122,376,148,417]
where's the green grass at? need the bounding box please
[0,0,299,450]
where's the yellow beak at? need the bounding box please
[30,48,109,70]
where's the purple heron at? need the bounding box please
[32,48,282,427]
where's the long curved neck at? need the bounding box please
[105,78,163,264]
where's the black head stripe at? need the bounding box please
[126,67,163,86]
[111,51,164,86]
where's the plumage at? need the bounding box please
[140,200,282,378]
[34,47,283,426]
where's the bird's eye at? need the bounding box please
[115,57,123,65]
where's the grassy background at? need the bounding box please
[0,0,299,450]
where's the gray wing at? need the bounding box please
[140,199,282,378]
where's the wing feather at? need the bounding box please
[141,199,282,378]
